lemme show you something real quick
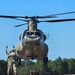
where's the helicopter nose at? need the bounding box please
[25,36,40,42]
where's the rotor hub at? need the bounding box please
[28,20,37,31]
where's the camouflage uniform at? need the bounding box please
[30,68,39,75]
[6,50,18,75]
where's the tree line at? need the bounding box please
[0,57,75,75]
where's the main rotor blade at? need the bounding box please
[54,11,75,16]
[37,11,75,19]
[14,23,27,27]
[0,11,75,19]
[0,15,26,18]
[0,15,28,21]
[12,18,28,21]
[36,15,56,18]
[39,18,75,23]
[0,15,37,19]
[48,11,75,17]
[30,11,75,19]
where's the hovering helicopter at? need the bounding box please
[15,16,49,65]
[0,11,75,65]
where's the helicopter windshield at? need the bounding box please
[21,30,27,43]
[26,32,35,36]
[22,30,44,43]
[26,32,40,36]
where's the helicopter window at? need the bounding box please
[27,32,30,35]
[26,32,35,35]
[26,32,41,36]
[22,30,27,42]
[35,32,40,36]
[31,32,34,35]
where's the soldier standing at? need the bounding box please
[5,46,20,75]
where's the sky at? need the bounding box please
[0,0,75,60]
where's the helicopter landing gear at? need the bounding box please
[43,56,48,65]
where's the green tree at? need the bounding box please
[17,60,35,75]
[62,58,69,74]
[0,60,7,75]
[68,58,75,74]
[55,57,63,74]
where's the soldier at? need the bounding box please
[30,67,39,75]
[5,46,20,75]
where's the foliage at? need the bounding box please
[1,57,75,75]
[0,60,7,75]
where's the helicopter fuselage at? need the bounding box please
[16,29,48,60]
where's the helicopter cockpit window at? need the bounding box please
[26,32,41,36]
[26,32,35,36]
[35,32,43,42]
[26,32,30,35]
[35,32,40,36]
[22,30,27,42]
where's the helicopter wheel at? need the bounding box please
[43,56,48,65]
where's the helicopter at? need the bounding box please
[15,17,49,65]
[0,11,75,65]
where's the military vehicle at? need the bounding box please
[0,11,75,65]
